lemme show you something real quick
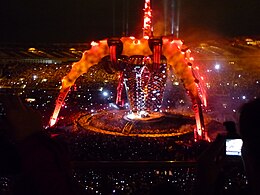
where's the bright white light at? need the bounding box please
[102,91,109,97]
[25,98,36,103]
[214,64,220,70]
[242,96,246,100]
[91,41,99,47]
[109,103,119,109]
[32,75,37,80]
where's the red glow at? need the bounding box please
[49,87,70,127]
[48,0,209,142]
[109,45,117,64]
[116,72,124,106]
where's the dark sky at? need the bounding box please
[0,0,260,43]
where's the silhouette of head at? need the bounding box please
[239,98,260,154]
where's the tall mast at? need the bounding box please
[175,0,180,38]
[143,0,153,38]
[170,0,175,35]
[122,0,129,36]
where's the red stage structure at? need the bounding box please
[50,0,209,141]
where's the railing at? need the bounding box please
[71,160,197,169]
[0,159,247,194]
[71,160,198,194]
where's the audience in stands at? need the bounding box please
[239,98,260,195]
[223,120,240,139]
[193,97,260,195]
[1,94,87,195]
[2,93,260,195]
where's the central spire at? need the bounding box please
[143,0,153,38]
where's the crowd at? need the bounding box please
[198,60,260,122]
[1,41,260,194]
[2,93,258,194]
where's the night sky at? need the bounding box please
[0,0,260,43]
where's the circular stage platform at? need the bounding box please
[76,110,196,137]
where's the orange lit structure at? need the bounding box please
[143,0,153,38]
[49,0,208,141]
[49,87,70,127]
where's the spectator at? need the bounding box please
[223,120,240,139]
[193,98,260,195]
[1,94,87,195]
[192,134,226,195]
[239,98,260,195]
